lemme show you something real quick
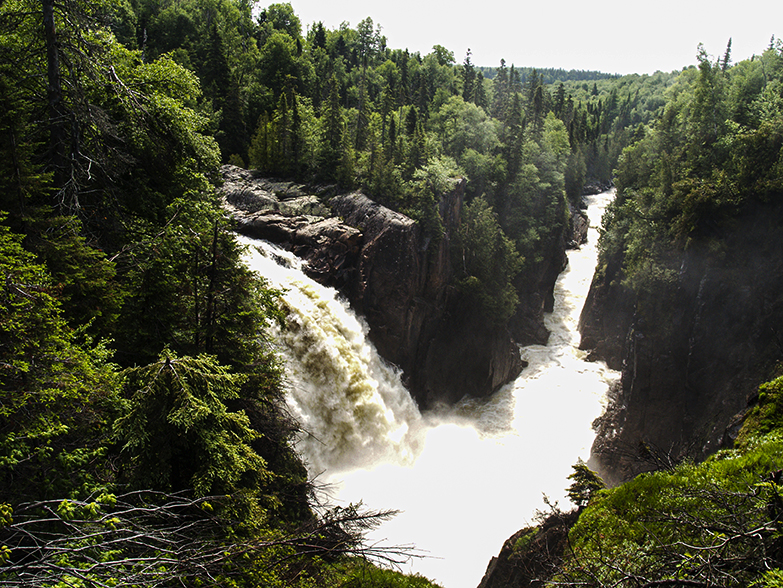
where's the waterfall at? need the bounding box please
[238,238,425,474]
[239,189,619,588]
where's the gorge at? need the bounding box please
[4,3,782,584]
[236,184,619,588]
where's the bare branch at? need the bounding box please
[0,491,422,587]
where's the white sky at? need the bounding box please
[280,0,780,75]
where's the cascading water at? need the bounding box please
[239,189,619,588]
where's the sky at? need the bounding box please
[280,0,781,75]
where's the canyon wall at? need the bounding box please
[580,199,783,484]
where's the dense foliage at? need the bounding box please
[1,0,749,584]
[597,40,783,302]
[105,0,671,322]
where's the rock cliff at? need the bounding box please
[220,166,533,408]
[580,199,783,484]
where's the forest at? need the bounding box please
[2,0,783,584]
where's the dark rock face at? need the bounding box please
[323,184,524,408]
[223,166,580,408]
[567,202,589,249]
[580,200,783,484]
[507,224,569,347]
[478,510,578,588]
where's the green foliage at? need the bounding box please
[599,42,783,301]
[22,214,123,340]
[0,218,119,502]
[114,350,268,496]
[566,459,606,508]
[560,429,783,587]
[429,96,500,159]
[736,375,783,449]
[114,198,284,370]
[757,569,783,588]
[512,528,539,553]
[333,561,442,588]
[455,196,523,324]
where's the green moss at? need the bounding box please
[736,375,783,449]
[512,528,539,553]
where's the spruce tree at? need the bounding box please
[462,48,476,103]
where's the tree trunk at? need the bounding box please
[204,222,219,354]
[42,0,67,186]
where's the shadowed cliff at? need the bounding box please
[580,198,783,484]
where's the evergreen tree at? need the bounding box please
[473,70,487,109]
[318,75,344,179]
[0,219,118,502]
[492,59,510,120]
[462,48,476,103]
[114,350,267,496]
[313,20,327,49]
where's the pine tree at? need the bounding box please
[462,49,476,103]
[566,459,606,509]
[0,219,118,502]
[318,75,346,181]
[249,113,273,173]
[492,59,509,120]
[115,350,267,496]
[473,71,487,110]
[313,21,327,49]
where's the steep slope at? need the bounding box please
[580,198,783,484]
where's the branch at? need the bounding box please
[0,492,422,587]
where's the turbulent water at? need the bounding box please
[239,189,619,588]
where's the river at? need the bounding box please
[239,188,619,588]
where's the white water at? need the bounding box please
[239,189,619,588]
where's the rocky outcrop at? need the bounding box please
[580,199,783,484]
[221,166,527,408]
[567,202,589,249]
[478,510,579,588]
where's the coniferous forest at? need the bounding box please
[2,0,783,585]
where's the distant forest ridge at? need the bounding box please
[478,65,621,84]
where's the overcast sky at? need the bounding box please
[282,0,780,75]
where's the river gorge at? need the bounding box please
[238,189,619,588]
